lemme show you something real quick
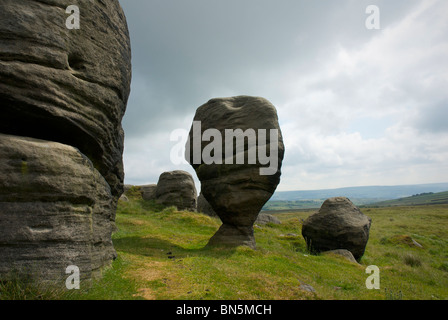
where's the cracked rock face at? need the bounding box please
[185,96,284,249]
[0,0,131,282]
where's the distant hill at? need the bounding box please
[270,183,448,201]
[262,182,448,211]
[369,191,448,207]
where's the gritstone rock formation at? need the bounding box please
[255,213,281,226]
[185,96,285,249]
[140,184,157,201]
[0,135,116,281]
[0,0,131,282]
[301,197,372,261]
[155,171,197,211]
[197,192,218,218]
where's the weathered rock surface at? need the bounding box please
[322,249,359,264]
[155,171,197,211]
[0,0,131,282]
[197,193,281,227]
[301,197,371,261]
[255,213,281,226]
[141,184,157,201]
[185,96,285,249]
[0,134,116,281]
[0,0,131,200]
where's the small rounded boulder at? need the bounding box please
[301,197,372,261]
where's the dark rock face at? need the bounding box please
[155,171,197,211]
[0,0,131,282]
[197,192,218,218]
[185,96,285,249]
[197,193,281,227]
[301,197,372,261]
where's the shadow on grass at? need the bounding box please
[113,235,238,260]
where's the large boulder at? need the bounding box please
[0,134,116,281]
[0,0,131,200]
[155,171,197,211]
[185,96,285,249]
[301,197,372,261]
[0,0,131,282]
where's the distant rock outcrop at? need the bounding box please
[255,213,281,226]
[141,184,158,201]
[124,185,134,194]
[301,197,371,261]
[322,249,359,264]
[0,1,131,282]
[185,96,285,249]
[155,171,197,211]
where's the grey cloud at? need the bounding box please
[119,0,447,189]
[121,0,411,137]
[413,101,448,133]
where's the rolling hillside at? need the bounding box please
[370,191,448,207]
[270,183,448,201]
[263,183,448,211]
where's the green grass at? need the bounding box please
[2,200,448,300]
[111,202,448,300]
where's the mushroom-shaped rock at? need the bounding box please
[301,197,372,261]
[155,171,197,211]
[185,96,285,249]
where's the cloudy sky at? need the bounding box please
[119,0,448,192]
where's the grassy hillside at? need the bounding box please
[2,201,447,300]
[371,191,448,207]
